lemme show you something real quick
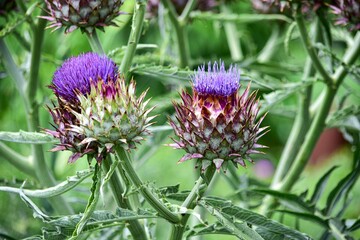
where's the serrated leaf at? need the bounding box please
[275,210,328,228]
[0,131,57,144]
[0,15,26,38]
[0,169,93,198]
[189,11,292,23]
[200,197,311,240]
[250,188,315,213]
[200,200,264,240]
[166,191,190,202]
[159,184,180,196]
[309,166,339,205]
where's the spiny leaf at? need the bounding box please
[250,188,315,213]
[309,166,339,206]
[0,131,57,144]
[189,11,292,23]
[326,106,360,131]
[0,169,93,198]
[200,197,311,240]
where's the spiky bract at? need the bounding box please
[330,0,360,31]
[43,0,124,33]
[169,62,268,172]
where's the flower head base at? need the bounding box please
[46,53,154,163]
[50,52,118,103]
[169,61,268,172]
[43,0,124,33]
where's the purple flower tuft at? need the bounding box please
[192,61,240,97]
[51,52,118,102]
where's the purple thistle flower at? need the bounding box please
[50,52,118,102]
[192,61,240,97]
[330,0,360,31]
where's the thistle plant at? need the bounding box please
[170,61,267,172]
[1,1,360,240]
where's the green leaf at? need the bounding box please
[72,164,102,237]
[326,106,360,131]
[275,210,328,228]
[189,11,292,23]
[309,166,339,206]
[347,218,360,232]
[130,64,192,86]
[284,22,297,56]
[323,162,360,216]
[159,184,180,196]
[0,131,57,144]
[0,169,93,198]
[166,191,190,202]
[250,188,315,213]
[200,197,311,240]
[186,223,232,237]
[200,199,265,240]
[259,80,315,117]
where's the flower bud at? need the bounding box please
[42,0,124,33]
[169,61,268,172]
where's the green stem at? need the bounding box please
[120,0,147,77]
[103,157,148,240]
[27,8,73,214]
[179,0,197,22]
[86,30,105,55]
[115,146,180,223]
[257,24,280,63]
[171,166,216,240]
[0,39,28,110]
[221,5,243,61]
[295,5,333,86]
[270,18,321,187]
[161,0,190,68]
[0,142,35,178]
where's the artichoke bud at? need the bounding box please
[169,61,268,172]
[70,78,155,152]
[42,0,124,33]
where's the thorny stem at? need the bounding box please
[120,0,147,77]
[86,30,105,55]
[115,146,181,223]
[161,0,190,68]
[103,156,148,240]
[170,166,216,240]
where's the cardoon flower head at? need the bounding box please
[330,0,360,31]
[251,0,290,14]
[42,0,124,33]
[169,61,268,172]
[46,52,154,163]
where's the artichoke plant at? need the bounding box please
[43,0,124,33]
[169,61,268,172]
[330,0,360,31]
[46,52,154,163]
